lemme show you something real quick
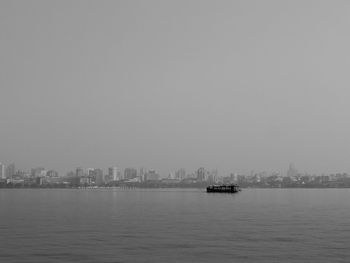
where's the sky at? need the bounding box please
[1,0,350,176]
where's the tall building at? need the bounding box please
[5,163,15,179]
[124,168,137,180]
[0,163,5,179]
[207,170,218,183]
[287,163,298,178]
[167,172,175,179]
[94,168,104,185]
[175,168,186,180]
[197,167,206,181]
[76,167,84,177]
[109,167,119,181]
[139,167,147,182]
[86,168,95,177]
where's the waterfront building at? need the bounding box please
[0,163,5,179]
[287,163,298,178]
[124,168,137,180]
[66,171,75,177]
[237,174,246,184]
[108,167,119,181]
[144,169,159,181]
[76,167,84,177]
[207,170,219,183]
[5,163,15,179]
[139,167,147,182]
[167,172,175,179]
[211,169,218,182]
[197,167,206,181]
[175,168,186,180]
[86,168,95,177]
[125,176,141,183]
[46,170,58,177]
[230,173,238,182]
[91,168,104,185]
[14,170,29,179]
[94,168,103,178]
[42,176,63,185]
[95,168,104,186]
[79,176,92,186]
[31,167,46,177]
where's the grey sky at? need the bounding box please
[1,0,350,176]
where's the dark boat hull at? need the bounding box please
[206,184,241,193]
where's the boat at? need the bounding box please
[206,184,241,193]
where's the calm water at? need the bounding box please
[1,188,350,262]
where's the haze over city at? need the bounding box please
[1,1,350,176]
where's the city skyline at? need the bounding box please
[0,159,347,179]
[0,157,349,178]
[2,159,350,189]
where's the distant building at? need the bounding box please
[94,168,103,178]
[42,176,63,185]
[125,176,141,183]
[175,168,186,180]
[14,170,29,179]
[0,163,5,179]
[66,171,75,177]
[95,168,104,186]
[139,167,147,181]
[161,178,180,184]
[109,167,119,181]
[230,173,238,182]
[223,176,232,184]
[76,167,84,177]
[31,167,47,177]
[207,170,219,183]
[144,169,159,181]
[167,172,175,179]
[197,167,206,181]
[124,168,137,180]
[86,168,95,177]
[237,175,246,184]
[46,170,58,177]
[287,163,298,178]
[80,176,92,185]
[5,163,15,179]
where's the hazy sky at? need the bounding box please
[1,0,350,176]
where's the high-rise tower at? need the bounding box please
[0,163,5,179]
[109,167,119,181]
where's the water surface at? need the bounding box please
[1,188,349,262]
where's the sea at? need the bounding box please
[0,188,349,263]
